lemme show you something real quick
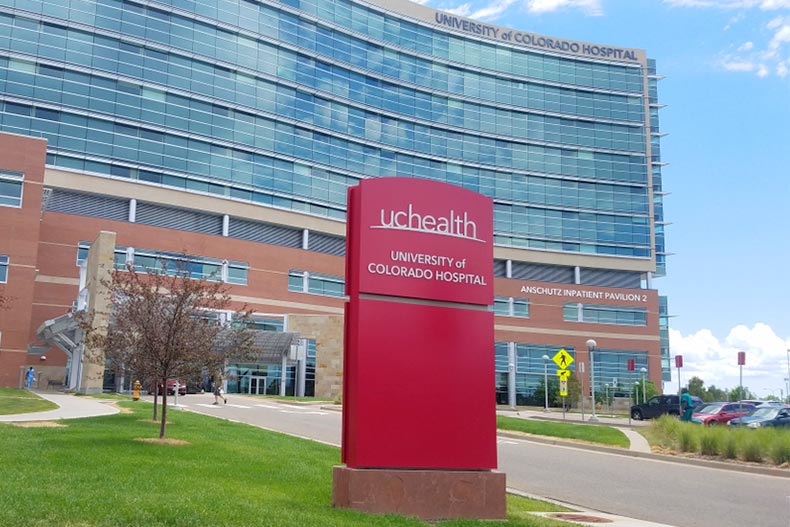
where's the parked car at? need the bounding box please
[728,405,790,428]
[690,402,755,425]
[739,399,783,408]
[630,394,703,420]
[147,379,187,396]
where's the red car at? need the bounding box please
[691,402,755,425]
[148,380,187,396]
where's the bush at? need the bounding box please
[768,431,790,465]
[721,431,739,459]
[698,427,724,457]
[740,435,763,463]
[677,426,696,453]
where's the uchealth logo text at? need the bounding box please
[372,204,482,242]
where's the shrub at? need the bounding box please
[677,425,696,453]
[740,435,763,463]
[698,427,724,457]
[768,431,790,465]
[721,431,739,459]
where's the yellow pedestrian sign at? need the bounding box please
[552,348,574,370]
[556,369,571,380]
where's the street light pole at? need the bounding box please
[640,367,647,404]
[586,339,598,422]
[786,349,790,404]
[542,354,550,412]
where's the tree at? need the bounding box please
[705,385,727,402]
[89,259,258,438]
[728,386,753,402]
[555,371,581,409]
[641,380,660,401]
[687,376,706,398]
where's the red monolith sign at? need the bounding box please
[335,178,504,520]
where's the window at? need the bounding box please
[0,170,24,207]
[493,296,529,318]
[76,243,248,284]
[288,270,345,297]
[564,303,647,326]
[0,255,8,282]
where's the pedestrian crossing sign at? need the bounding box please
[552,348,574,370]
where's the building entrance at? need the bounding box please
[244,375,267,395]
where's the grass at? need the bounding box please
[496,415,630,448]
[0,402,578,527]
[0,388,58,415]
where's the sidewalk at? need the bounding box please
[0,390,119,422]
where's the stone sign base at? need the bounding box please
[332,466,506,521]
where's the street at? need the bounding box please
[178,394,790,527]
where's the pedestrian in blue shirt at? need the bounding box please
[680,388,694,422]
[25,367,35,389]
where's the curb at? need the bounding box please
[497,430,790,478]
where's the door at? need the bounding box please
[247,375,267,395]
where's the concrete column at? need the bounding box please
[574,266,581,284]
[505,259,512,279]
[302,229,309,250]
[80,230,116,394]
[222,214,229,237]
[128,199,137,223]
[507,342,516,407]
[280,353,288,396]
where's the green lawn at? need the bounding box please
[497,415,630,448]
[0,388,58,415]
[0,403,578,527]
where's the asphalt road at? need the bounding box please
[179,394,790,527]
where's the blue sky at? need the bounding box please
[424,0,790,396]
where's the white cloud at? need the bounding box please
[769,22,790,48]
[664,0,790,8]
[720,58,758,70]
[777,59,790,75]
[526,0,603,15]
[443,2,474,16]
[470,0,519,20]
[669,324,790,398]
[738,40,755,50]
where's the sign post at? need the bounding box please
[553,349,573,420]
[738,351,746,413]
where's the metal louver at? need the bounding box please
[581,269,641,288]
[307,232,345,256]
[135,202,223,235]
[228,218,302,248]
[45,190,128,221]
[511,262,574,283]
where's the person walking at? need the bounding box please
[680,387,694,422]
[213,383,227,405]
[25,367,35,389]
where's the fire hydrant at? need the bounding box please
[132,380,142,401]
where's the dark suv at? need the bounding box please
[631,394,702,420]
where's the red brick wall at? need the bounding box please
[0,134,47,386]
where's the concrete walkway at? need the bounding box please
[0,390,119,422]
